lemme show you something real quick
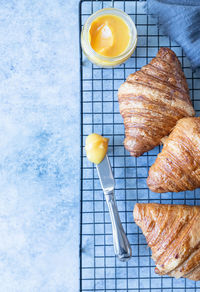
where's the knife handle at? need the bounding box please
[105,192,132,261]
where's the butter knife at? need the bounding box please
[96,155,132,261]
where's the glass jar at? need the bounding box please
[81,8,137,68]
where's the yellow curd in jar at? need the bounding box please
[85,133,109,164]
[81,8,137,67]
[89,14,131,58]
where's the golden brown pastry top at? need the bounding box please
[118,47,195,157]
[147,117,200,193]
[134,203,200,281]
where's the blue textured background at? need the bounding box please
[0,1,79,291]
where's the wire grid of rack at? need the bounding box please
[79,0,200,291]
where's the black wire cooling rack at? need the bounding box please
[79,1,200,291]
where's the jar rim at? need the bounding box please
[81,7,137,62]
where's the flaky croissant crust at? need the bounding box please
[134,203,200,281]
[147,117,200,193]
[118,47,195,157]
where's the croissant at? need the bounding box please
[134,203,200,281]
[147,117,200,193]
[118,47,195,157]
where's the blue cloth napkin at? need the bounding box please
[145,0,200,70]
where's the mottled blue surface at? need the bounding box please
[0,1,79,291]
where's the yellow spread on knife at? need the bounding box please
[85,133,109,164]
[89,14,130,57]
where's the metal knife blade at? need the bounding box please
[96,155,115,195]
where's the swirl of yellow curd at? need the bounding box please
[85,133,109,164]
[89,14,130,58]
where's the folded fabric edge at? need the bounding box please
[142,1,199,72]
